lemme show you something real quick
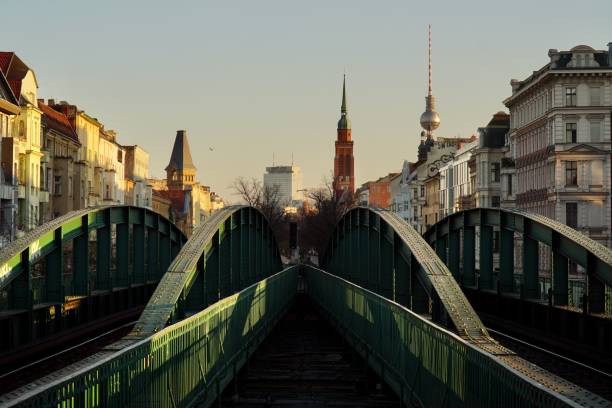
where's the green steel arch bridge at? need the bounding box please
[0,205,610,407]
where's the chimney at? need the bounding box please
[548,49,559,68]
[608,42,612,67]
[37,98,44,105]
[48,99,55,106]
[510,79,521,94]
[60,101,68,105]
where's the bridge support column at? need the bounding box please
[369,217,380,293]
[8,250,32,345]
[435,235,447,265]
[147,228,159,280]
[463,227,476,287]
[219,220,232,299]
[46,228,64,304]
[479,225,494,291]
[96,220,112,291]
[522,236,539,300]
[116,223,130,288]
[73,215,90,296]
[231,214,241,293]
[133,223,145,285]
[410,256,429,314]
[552,250,568,306]
[380,223,394,301]
[448,229,460,280]
[587,254,605,314]
[499,228,514,293]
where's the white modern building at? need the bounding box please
[263,165,303,207]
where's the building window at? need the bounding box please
[491,163,500,182]
[565,123,577,143]
[565,161,578,186]
[566,202,577,228]
[590,120,601,142]
[590,87,601,106]
[565,87,577,106]
[492,196,500,208]
[54,176,62,195]
[420,185,425,197]
[507,175,513,196]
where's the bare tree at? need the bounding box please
[297,176,355,262]
[231,177,287,255]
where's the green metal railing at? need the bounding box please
[305,265,581,408]
[7,266,298,408]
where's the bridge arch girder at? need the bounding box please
[424,207,612,313]
[322,206,488,339]
[132,205,283,338]
[0,205,185,350]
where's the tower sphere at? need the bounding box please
[420,110,440,132]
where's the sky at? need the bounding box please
[1,1,610,202]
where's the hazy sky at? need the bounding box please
[1,1,610,202]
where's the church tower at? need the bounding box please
[333,75,355,199]
[166,130,197,190]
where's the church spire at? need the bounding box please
[337,74,351,130]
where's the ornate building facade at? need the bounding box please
[503,43,612,248]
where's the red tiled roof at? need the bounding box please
[7,79,20,99]
[0,52,14,76]
[39,102,80,144]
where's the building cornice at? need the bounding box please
[504,69,612,107]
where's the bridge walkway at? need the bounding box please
[220,293,400,407]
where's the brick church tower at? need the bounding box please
[333,75,354,199]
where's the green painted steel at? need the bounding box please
[4,266,298,408]
[131,206,283,339]
[305,265,607,408]
[0,206,185,350]
[423,208,612,313]
[322,207,488,340]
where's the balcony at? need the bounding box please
[39,189,49,203]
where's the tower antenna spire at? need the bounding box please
[428,24,432,96]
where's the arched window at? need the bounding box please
[18,121,24,137]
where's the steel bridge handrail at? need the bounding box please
[131,205,283,338]
[0,205,185,292]
[304,265,604,408]
[3,266,299,407]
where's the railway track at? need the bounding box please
[0,321,135,395]
[489,327,612,402]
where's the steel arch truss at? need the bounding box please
[132,206,283,338]
[322,206,488,339]
[0,206,185,351]
[423,208,612,314]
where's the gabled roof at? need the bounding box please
[0,52,39,103]
[39,101,80,145]
[165,130,196,172]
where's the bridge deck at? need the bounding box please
[220,294,401,407]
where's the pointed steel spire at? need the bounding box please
[337,74,351,130]
[341,73,348,113]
